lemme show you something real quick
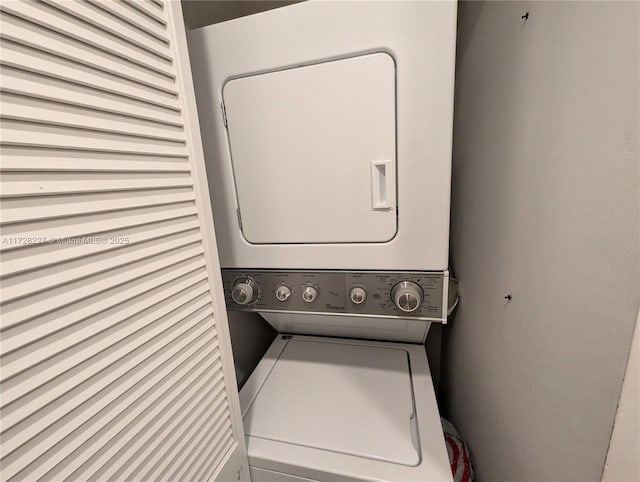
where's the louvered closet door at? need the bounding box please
[0,1,250,481]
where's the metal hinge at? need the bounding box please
[236,208,242,229]
[221,102,228,127]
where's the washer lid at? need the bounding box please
[243,339,420,466]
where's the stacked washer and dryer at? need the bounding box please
[189,2,457,480]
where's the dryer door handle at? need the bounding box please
[371,160,395,210]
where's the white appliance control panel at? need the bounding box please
[221,270,446,322]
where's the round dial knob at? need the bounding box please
[231,278,258,305]
[275,285,291,301]
[391,281,423,313]
[350,287,367,305]
[302,286,317,303]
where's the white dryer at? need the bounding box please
[189,2,457,481]
[188,0,456,272]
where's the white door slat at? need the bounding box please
[0,1,247,479]
[201,433,236,482]
[0,68,182,127]
[1,202,195,245]
[2,310,215,437]
[1,293,212,400]
[147,400,231,482]
[1,273,210,389]
[0,146,187,172]
[50,360,220,482]
[0,41,181,111]
[40,0,171,60]
[0,14,177,95]
[0,121,187,157]
[188,422,235,482]
[72,369,219,481]
[1,264,208,357]
[162,400,232,482]
[0,1,174,78]
[206,441,241,482]
[0,174,192,198]
[127,375,228,481]
[96,369,226,482]
[15,340,217,477]
[185,426,235,482]
[0,217,200,277]
[2,324,214,481]
[0,152,189,173]
[1,189,194,226]
[121,0,167,26]
[87,0,170,43]
[1,249,205,329]
[1,229,201,302]
[0,94,185,142]
[2,312,214,451]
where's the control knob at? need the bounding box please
[275,285,291,301]
[231,278,258,305]
[349,287,367,304]
[302,286,317,303]
[391,281,423,313]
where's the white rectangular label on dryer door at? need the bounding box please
[222,53,397,244]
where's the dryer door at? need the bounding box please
[222,52,396,244]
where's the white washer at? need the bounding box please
[240,335,452,482]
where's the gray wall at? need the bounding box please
[182,1,301,30]
[445,2,639,481]
[227,312,277,388]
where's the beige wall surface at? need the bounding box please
[445,2,639,481]
[602,311,640,482]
